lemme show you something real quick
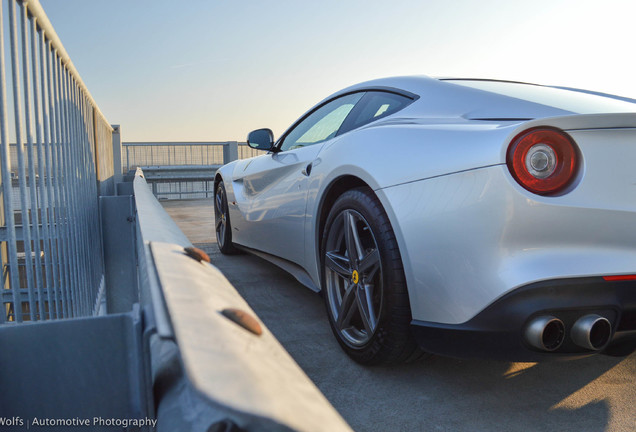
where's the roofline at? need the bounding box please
[438,77,543,86]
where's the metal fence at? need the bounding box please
[0,0,112,323]
[0,4,354,429]
[122,141,260,171]
[122,141,261,200]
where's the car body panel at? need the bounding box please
[381,151,636,324]
[226,143,327,265]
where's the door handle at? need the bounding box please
[302,163,313,176]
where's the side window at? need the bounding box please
[280,92,364,152]
[338,91,413,135]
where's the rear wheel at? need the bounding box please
[214,181,240,255]
[321,188,423,365]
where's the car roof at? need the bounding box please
[326,76,636,119]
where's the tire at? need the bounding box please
[321,187,424,365]
[214,181,240,255]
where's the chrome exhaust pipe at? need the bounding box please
[525,316,565,351]
[571,314,611,350]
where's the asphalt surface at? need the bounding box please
[162,199,636,432]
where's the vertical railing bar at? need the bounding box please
[73,75,89,315]
[0,1,19,323]
[66,61,81,317]
[9,0,34,321]
[50,48,70,318]
[75,78,88,313]
[64,72,80,313]
[44,42,63,318]
[85,101,97,292]
[89,102,101,309]
[36,28,57,319]
[70,77,89,314]
[57,56,76,317]
[91,100,101,196]
[92,109,104,301]
[95,116,104,292]
[65,64,86,316]
[75,82,87,314]
[81,93,102,312]
[66,74,82,314]
[20,4,45,321]
[58,60,79,317]
[88,97,101,311]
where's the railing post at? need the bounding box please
[111,124,122,184]
[223,141,238,164]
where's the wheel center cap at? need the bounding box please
[351,270,359,285]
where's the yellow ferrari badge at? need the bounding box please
[352,270,359,284]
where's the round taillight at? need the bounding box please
[507,128,578,195]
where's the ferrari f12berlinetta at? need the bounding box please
[214,76,636,364]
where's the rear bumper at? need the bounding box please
[411,276,636,361]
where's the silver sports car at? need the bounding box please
[214,76,636,364]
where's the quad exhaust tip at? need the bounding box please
[571,314,611,351]
[525,315,565,351]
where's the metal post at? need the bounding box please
[9,0,35,321]
[20,4,46,321]
[111,124,122,186]
[125,145,130,174]
[0,1,19,323]
[223,141,238,164]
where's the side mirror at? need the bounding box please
[247,128,274,151]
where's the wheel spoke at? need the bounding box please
[215,192,223,211]
[325,251,351,279]
[356,287,376,336]
[337,282,357,330]
[357,285,376,334]
[344,211,363,262]
[359,248,380,280]
[215,217,223,231]
[219,222,226,243]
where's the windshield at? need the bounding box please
[446,80,636,114]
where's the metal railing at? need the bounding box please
[122,141,262,199]
[0,0,112,323]
[122,141,259,171]
[0,4,354,430]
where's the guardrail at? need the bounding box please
[133,168,353,431]
[0,0,112,323]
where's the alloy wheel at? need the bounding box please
[324,209,383,346]
[215,186,228,248]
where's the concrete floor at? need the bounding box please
[162,198,636,432]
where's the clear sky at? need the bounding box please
[39,0,636,142]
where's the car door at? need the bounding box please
[230,92,365,265]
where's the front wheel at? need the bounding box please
[321,188,423,365]
[214,181,240,255]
